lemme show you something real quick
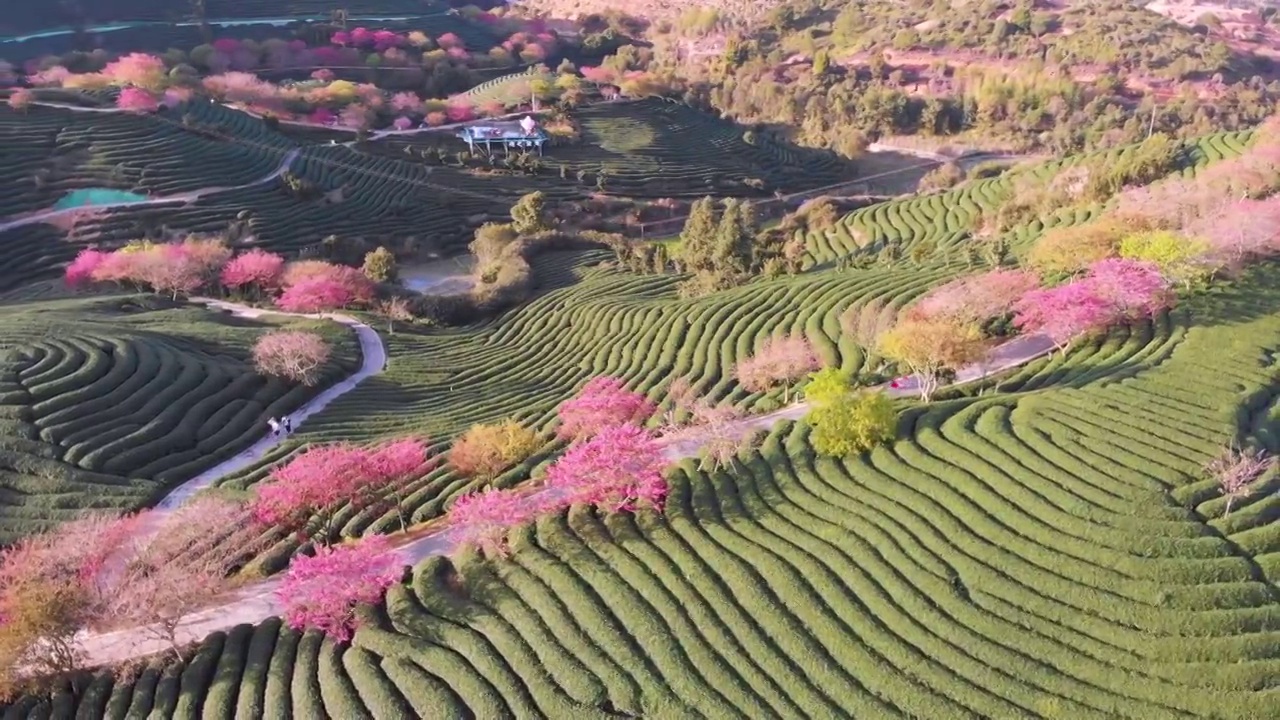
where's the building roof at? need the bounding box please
[457,121,548,141]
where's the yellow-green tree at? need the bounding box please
[362,246,397,283]
[449,420,540,479]
[802,368,897,457]
[1118,230,1211,289]
[1026,220,1125,278]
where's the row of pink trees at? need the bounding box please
[447,377,668,555]
[0,497,264,697]
[261,438,431,640]
[1014,258,1173,354]
[67,244,375,315]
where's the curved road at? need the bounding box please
[74,300,1054,666]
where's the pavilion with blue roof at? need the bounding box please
[457,116,549,156]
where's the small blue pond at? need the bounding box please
[53,188,148,210]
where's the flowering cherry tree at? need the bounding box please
[116,87,159,113]
[7,88,32,111]
[556,376,656,441]
[1085,258,1173,318]
[545,424,668,512]
[64,249,107,287]
[1013,280,1114,355]
[392,115,413,131]
[108,498,264,659]
[276,536,403,641]
[907,269,1040,326]
[277,277,355,314]
[734,334,819,402]
[447,487,550,556]
[253,439,431,539]
[101,53,166,89]
[221,248,285,296]
[252,330,331,386]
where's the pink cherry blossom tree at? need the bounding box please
[1013,280,1115,355]
[392,115,413,131]
[556,376,656,441]
[7,88,33,111]
[1085,258,1173,318]
[64,249,107,287]
[907,269,1041,326]
[252,330,331,386]
[734,334,819,402]
[545,423,668,513]
[277,277,355,314]
[116,87,159,113]
[447,487,551,557]
[361,438,432,531]
[221,248,286,297]
[275,535,402,642]
[107,497,264,660]
[101,53,166,89]
[252,444,371,538]
[389,91,421,114]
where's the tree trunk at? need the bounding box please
[1225,494,1235,517]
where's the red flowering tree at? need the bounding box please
[277,277,355,313]
[252,330,331,385]
[556,376,656,441]
[437,32,463,50]
[116,87,159,113]
[734,334,819,402]
[362,438,432,531]
[545,423,668,512]
[444,97,475,123]
[221,248,285,297]
[252,438,431,539]
[275,535,403,642]
[64,249,107,287]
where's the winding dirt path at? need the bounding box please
[0,148,299,234]
[72,300,1055,667]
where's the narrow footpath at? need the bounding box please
[74,297,1055,667]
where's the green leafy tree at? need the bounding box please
[679,197,720,273]
[362,247,397,283]
[802,368,895,456]
[510,191,548,235]
[713,198,756,274]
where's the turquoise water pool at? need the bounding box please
[2,16,416,43]
[53,188,149,210]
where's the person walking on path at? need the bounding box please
[282,415,292,434]
[267,417,280,437]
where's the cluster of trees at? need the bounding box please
[676,196,761,296]
[1027,125,1280,289]
[65,240,412,321]
[636,0,1280,155]
[0,497,265,697]
[446,377,666,555]
[259,439,430,638]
